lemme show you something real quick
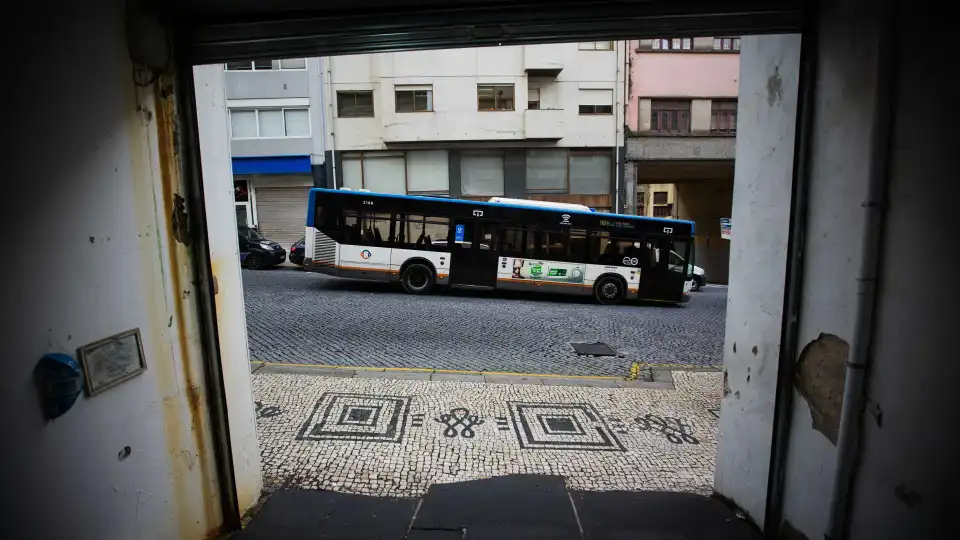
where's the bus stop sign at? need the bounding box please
[455,224,465,243]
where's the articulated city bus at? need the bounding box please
[303,188,696,304]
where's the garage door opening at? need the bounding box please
[190,30,799,538]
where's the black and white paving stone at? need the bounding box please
[253,370,721,497]
[243,268,726,376]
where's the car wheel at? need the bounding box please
[401,263,435,294]
[692,276,703,291]
[245,253,264,270]
[594,276,625,305]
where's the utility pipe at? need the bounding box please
[825,1,898,538]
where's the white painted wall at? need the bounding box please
[1,0,249,538]
[193,65,264,517]
[713,34,801,527]
[329,43,621,149]
[778,1,882,535]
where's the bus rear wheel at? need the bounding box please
[594,276,625,305]
[401,263,435,295]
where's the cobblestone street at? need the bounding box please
[252,367,721,497]
[243,268,726,377]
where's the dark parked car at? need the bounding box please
[289,237,306,266]
[239,227,285,269]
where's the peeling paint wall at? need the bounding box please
[778,0,882,535]
[2,0,227,538]
[193,65,264,516]
[713,33,801,527]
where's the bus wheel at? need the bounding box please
[401,263,434,295]
[594,277,625,305]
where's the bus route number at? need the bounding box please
[600,219,634,229]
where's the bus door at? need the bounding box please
[448,219,499,287]
[637,235,690,301]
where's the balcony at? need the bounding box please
[524,109,565,141]
[523,45,564,78]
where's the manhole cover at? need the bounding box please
[570,342,617,357]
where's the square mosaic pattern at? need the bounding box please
[298,392,411,443]
[507,402,626,451]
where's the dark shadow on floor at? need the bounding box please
[232,475,760,540]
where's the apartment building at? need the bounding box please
[325,42,628,212]
[225,58,329,249]
[625,36,740,282]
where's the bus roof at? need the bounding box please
[309,188,696,232]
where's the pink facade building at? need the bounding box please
[625,36,741,283]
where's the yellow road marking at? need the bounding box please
[252,360,625,380]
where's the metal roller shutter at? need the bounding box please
[175,1,804,64]
[254,187,311,251]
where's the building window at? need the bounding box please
[528,88,540,110]
[395,85,433,112]
[653,204,673,218]
[337,91,375,117]
[653,191,668,205]
[224,58,307,71]
[569,152,612,195]
[711,100,738,134]
[578,89,613,115]
[579,41,614,50]
[651,100,691,134]
[526,149,567,192]
[461,153,505,196]
[477,85,515,111]
[229,108,310,139]
[713,37,741,51]
[653,38,692,51]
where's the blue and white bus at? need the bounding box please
[304,188,696,304]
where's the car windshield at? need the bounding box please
[240,228,265,241]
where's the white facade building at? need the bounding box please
[325,42,627,212]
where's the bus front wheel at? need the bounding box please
[594,276,625,305]
[401,263,435,295]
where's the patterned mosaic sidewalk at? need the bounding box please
[252,370,721,497]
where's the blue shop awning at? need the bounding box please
[232,156,311,175]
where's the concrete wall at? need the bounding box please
[842,7,958,539]
[2,0,259,538]
[330,43,622,150]
[626,136,736,161]
[713,33,801,527]
[676,179,734,283]
[225,70,310,99]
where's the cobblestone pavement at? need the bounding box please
[253,369,720,497]
[243,268,726,377]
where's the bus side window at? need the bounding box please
[524,229,537,258]
[589,231,610,264]
[502,228,523,257]
[569,229,587,263]
[342,211,361,244]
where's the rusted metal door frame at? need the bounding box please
[167,61,243,531]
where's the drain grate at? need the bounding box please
[570,342,618,357]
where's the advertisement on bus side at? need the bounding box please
[511,259,585,284]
